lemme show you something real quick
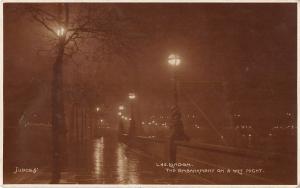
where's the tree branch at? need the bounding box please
[31,13,57,37]
[28,6,59,23]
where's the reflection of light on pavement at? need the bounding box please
[128,158,138,183]
[116,144,138,183]
[93,137,104,178]
[116,143,127,183]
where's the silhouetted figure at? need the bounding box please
[170,106,189,141]
[168,106,189,163]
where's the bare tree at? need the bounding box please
[23,3,145,183]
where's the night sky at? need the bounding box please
[4,3,297,128]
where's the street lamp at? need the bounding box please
[168,54,181,66]
[118,105,125,111]
[57,27,65,37]
[96,106,100,112]
[128,93,136,120]
[128,93,136,100]
[118,105,125,137]
[128,92,136,137]
[167,54,189,162]
[168,54,181,106]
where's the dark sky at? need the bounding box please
[117,3,297,105]
[124,3,297,82]
[4,3,297,126]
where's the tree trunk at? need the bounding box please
[75,103,79,141]
[51,39,66,183]
[84,108,87,140]
[70,103,75,142]
[81,107,84,141]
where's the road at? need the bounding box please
[4,128,296,184]
[4,133,208,184]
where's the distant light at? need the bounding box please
[119,105,125,111]
[128,93,136,100]
[118,112,122,116]
[96,107,100,112]
[100,119,104,123]
[168,54,181,66]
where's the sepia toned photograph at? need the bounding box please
[2,1,298,185]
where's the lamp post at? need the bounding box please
[128,93,136,137]
[95,106,100,126]
[96,106,100,112]
[118,105,125,137]
[168,54,181,106]
[167,54,189,163]
[94,105,101,137]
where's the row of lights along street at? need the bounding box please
[115,54,187,140]
[93,52,295,148]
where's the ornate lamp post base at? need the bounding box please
[170,106,189,141]
[168,106,189,163]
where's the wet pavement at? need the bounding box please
[65,136,206,184]
[5,134,206,184]
[4,129,296,184]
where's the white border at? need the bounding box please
[1,0,299,187]
[0,0,299,3]
[1,0,4,186]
